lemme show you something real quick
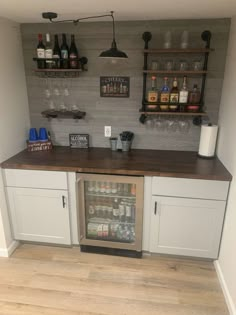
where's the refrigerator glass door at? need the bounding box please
[78,174,143,251]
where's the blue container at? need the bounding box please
[29,128,38,142]
[39,127,48,142]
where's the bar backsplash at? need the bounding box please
[21,19,230,150]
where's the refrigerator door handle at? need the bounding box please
[76,176,85,241]
[154,201,157,215]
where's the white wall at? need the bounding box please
[0,17,30,254]
[217,16,236,315]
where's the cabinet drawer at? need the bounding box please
[4,169,67,190]
[152,177,229,200]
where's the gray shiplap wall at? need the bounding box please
[21,19,230,150]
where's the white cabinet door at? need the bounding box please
[6,187,71,245]
[150,196,226,259]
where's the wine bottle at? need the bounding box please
[60,34,69,69]
[45,33,53,69]
[179,76,189,104]
[52,34,61,69]
[69,34,79,69]
[36,33,45,69]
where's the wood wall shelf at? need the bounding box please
[143,48,214,54]
[140,111,207,116]
[143,70,208,75]
[41,110,86,119]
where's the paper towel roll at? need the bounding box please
[198,124,218,158]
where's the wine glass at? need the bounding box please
[145,117,154,130]
[179,117,191,133]
[155,115,166,132]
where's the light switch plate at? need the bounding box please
[104,126,111,137]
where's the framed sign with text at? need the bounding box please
[100,76,130,98]
[69,134,89,148]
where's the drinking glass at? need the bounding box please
[165,60,174,71]
[145,117,154,130]
[179,60,188,71]
[151,60,160,71]
[155,116,166,132]
[179,118,191,133]
[193,60,202,71]
[166,117,179,133]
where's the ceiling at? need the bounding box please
[0,0,236,23]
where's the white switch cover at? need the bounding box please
[104,126,111,137]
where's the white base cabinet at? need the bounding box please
[150,196,226,259]
[6,187,71,245]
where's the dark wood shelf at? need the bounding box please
[41,110,86,119]
[140,111,207,116]
[34,69,84,73]
[143,48,214,54]
[143,70,207,75]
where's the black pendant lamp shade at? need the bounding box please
[99,11,128,59]
[99,39,128,59]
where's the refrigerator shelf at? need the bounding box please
[86,235,135,243]
[87,218,135,225]
[86,193,136,199]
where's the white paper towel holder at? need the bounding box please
[197,123,218,159]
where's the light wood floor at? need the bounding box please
[0,244,228,315]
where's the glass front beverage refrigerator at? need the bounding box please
[77,173,144,257]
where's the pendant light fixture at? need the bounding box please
[42,11,128,59]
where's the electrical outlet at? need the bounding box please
[104,126,111,137]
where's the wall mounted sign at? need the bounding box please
[69,134,89,148]
[100,76,130,98]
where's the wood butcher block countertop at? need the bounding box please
[1,146,232,181]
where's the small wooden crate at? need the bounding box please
[27,140,53,152]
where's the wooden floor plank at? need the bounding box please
[0,244,229,315]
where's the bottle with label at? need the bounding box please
[160,77,170,107]
[147,76,158,103]
[113,198,120,221]
[169,77,179,111]
[45,33,53,69]
[36,33,45,69]
[52,34,61,69]
[188,84,201,104]
[69,34,79,69]
[119,200,125,222]
[60,34,69,69]
[179,76,189,105]
[107,197,113,220]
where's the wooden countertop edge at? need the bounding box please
[1,163,232,181]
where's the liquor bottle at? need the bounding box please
[169,77,179,111]
[69,34,79,69]
[113,198,120,221]
[100,182,106,194]
[45,33,53,69]
[107,198,113,219]
[170,78,179,103]
[52,34,61,69]
[160,77,170,103]
[188,84,201,104]
[36,33,45,69]
[147,76,158,103]
[179,76,189,104]
[60,34,69,69]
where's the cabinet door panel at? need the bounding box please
[150,196,225,258]
[7,187,71,245]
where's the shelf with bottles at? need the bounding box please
[85,181,136,198]
[86,221,135,243]
[34,33,88,77]
[41,109,86,119]
[141,31,213,126]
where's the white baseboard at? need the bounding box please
[214,260,236,315]
[0,240,19,257]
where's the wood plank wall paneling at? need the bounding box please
[20,19,230,149]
